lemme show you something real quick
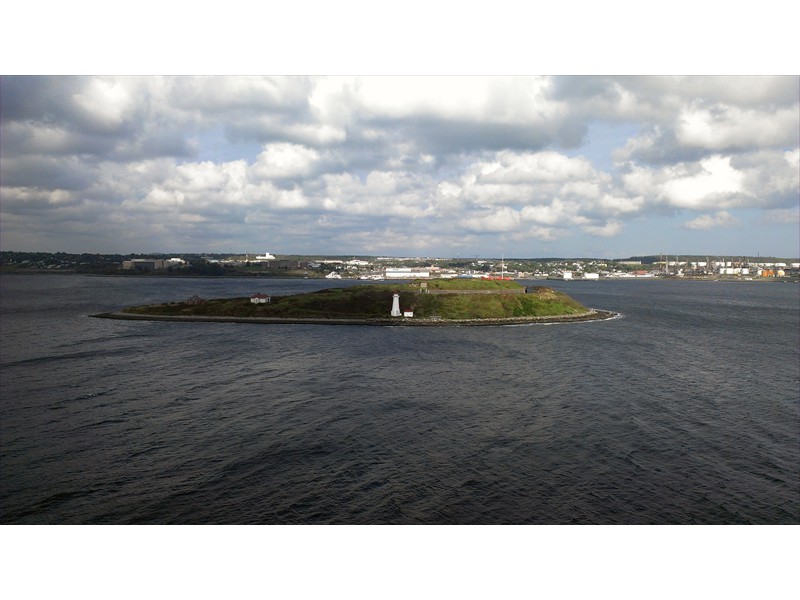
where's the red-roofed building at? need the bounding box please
[250,293,271,304]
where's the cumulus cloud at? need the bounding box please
[462,207,521,233]
[70,77,138,132]
[1,75,798,255]
[676,105,798,151]
[731,149,800,209]
[251,143,321,180]
[471,151,596,186]
[683,211,741,230]
[583,220,624,237]
[630,147,799,220]
[660,156,749,208]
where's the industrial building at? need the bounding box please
[385,267,430,279]
[122,259,166,271]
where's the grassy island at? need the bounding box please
[95,279,616,325]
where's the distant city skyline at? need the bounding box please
[1,76,798,258]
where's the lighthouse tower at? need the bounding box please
[390,293,402,317]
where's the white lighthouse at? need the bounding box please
[390,293,401,317]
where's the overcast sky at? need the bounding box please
[1,75,797,258]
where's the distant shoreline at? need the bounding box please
[91,309,619,327]
[4,270,796,283]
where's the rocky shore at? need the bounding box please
[91,309,619,326]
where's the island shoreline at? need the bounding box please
[90,309,619,326]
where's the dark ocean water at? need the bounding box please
[1,274,798,524]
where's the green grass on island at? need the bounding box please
[121,279,592,321]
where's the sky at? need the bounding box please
[1,74,798,259]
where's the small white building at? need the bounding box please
[325,271,342,279]
[250,293,271,304]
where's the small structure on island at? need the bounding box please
[390,293,402,317]
[250,293,271,304]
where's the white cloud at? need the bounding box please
[683,211,741,230]
[1,186,78,207]
[71,77,136,131]
[1,75,798,255]
[732,149,800,207]
[520,202,569,226]
[456,151,609,211]
[473,151,596,185]
[251,143,320,179]
[462,207,521,233]
[582,220,623,237]
[676,105,799,151]
[278,123,347,146]
[170,76,312,115]
[445,151,630,238]
[173,161,247,200]
[594,193,644,215]
[522,226,559,242]
[345,76,556,123]
[622,150,798,213]
[661,155,747,208]
[320,171,433,218]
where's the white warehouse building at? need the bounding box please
[385,268,430,279]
